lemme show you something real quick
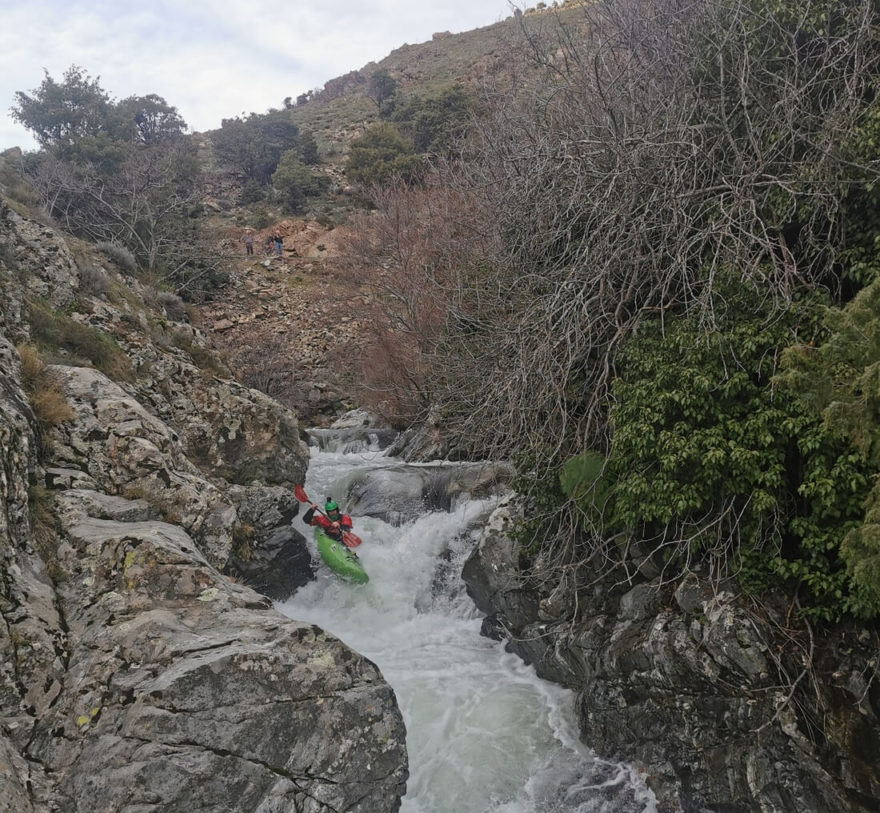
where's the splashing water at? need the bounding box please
[279,446,657,813]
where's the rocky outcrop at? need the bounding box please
[346,460,515,525]
[463,499,880,813]
[225,484,315,599]
[27,489,406,812]
[0,202,409,810]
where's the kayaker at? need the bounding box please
[303,498,353,542]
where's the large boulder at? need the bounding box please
[225,484,315,599]
[16,488,409,811]
[131,350,309,487]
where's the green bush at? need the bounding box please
[271,150,329,212]
[345,123,422,186]
[602,284,874,621]
[780,278,880,617]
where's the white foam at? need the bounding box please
[279,445,656,813]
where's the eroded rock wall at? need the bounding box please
[463,498,880,813]
[0,201,408,810]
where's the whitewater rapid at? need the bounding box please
[278,444,656,813]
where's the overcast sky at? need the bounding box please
[0,0,516,151]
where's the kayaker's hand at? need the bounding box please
[331,521,340,530]
[311,503,318,510]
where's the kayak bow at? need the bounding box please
[315,528,369,584]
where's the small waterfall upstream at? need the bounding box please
[279,430,657,813]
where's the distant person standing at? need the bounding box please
[274,233,283,257]
[243,230,254,256]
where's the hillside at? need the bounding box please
[287,14,527,155]
[189,6,585,425]
[6,1,880,810]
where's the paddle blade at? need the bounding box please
[342,531,362,549]
[293,484,309,503]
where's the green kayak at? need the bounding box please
[315,528,369,584]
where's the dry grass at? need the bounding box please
[17,344,74,458]
[28,483,65,582]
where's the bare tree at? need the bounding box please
[431,0,880,468]
[336,176,497,426]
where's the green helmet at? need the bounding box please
[325,500,339,513]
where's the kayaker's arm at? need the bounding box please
[302,504,318,524]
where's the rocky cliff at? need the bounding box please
[0,200,408,811]
[463,497,880,813]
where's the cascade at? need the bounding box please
[279,435,656,812]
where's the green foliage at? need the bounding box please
[840,511,880,618]
[271,150,329,212]
[298,129,320,165]
[780,277,880,616]
[115,94,188,144]
[388,84,472,155]
[12,67,187,170]
[11,65,111,152]
[250,207,271,230]
[212,110,300,184]
[367,69,398,109]
[559,451,612,520]
[13,66,201,277]
[602,284,875,620]
[345,123,422,185]
[236,179,266,205]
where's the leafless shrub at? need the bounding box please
[97,240,137,273]
[227,327,298,405]
[156,291,188,322]
[77,264,109,296]
[336,176,498,426]
[432,0,880,468]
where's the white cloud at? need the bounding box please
[0,0,516,151]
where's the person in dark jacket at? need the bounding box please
[302,498,353,542]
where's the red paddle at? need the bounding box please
[293,484,362,548]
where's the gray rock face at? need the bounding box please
[29,491,408,812]
[225,485,315,599]
[131,353,309,487]
[462,502,880,813]
[346,460,515,525]
[0,207,409,811]
[50,364,239,568]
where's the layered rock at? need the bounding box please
[0,201,409,810]
[28,490,406,811]
[463,498,880,813]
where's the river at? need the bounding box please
[278,438,657,813]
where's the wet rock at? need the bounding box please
[461,506,880,812]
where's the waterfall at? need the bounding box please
[278,440,657,813]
